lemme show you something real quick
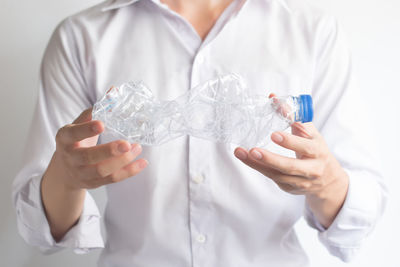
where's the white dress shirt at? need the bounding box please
[13,0,387,266]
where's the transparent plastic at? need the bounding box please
[92,74,312,148]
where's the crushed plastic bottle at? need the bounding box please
[92,74,313,148]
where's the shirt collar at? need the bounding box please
[101,0,141,12]
[101,0,292,13]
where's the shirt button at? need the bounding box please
[193,174,204,184]
[196,234,206,243]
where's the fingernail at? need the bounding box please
[131,144,142,154]
[92,124,100,133]
[139,159,148,169]
[250,150,262,160]
[118,143,129,153]
[271,132,283,143]
[235,149,248,160]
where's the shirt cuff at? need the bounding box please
[15,174,104,254]
[304,169,386,262]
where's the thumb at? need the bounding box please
[291,122,316,139]
[73,108,93,124]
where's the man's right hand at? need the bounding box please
[50,108,147,190]
[41,108,147,241]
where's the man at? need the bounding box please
[13,0,386,266]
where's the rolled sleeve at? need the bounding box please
[14,173,104,254]
[304,169,386,262]
[12,16,104,254]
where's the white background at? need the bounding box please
[0,0,399,266]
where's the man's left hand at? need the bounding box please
[234,122,349,228]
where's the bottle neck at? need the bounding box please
[292,96,303,122]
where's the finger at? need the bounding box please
[57,120,104,145]
[270,131,319,158]
[269,94,293,120]
[72,140,133,165]
[247,148,318,178]
[235,147,283,178]
[93,144,143,178]
[235,147,311,182]
[273,174,313,190]
[73,108,93,124]
[102,158,148,184]
[275,180,313,195]
[291,122,318,139]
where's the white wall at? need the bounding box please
[0,0,399,266]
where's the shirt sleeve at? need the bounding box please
[303,15,388,262]
[12,18,104,253]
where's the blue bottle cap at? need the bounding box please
[299,95,313,123]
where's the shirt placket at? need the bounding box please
[187,10,243,267]
[148,1,245,266]
[187,44,215,267]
